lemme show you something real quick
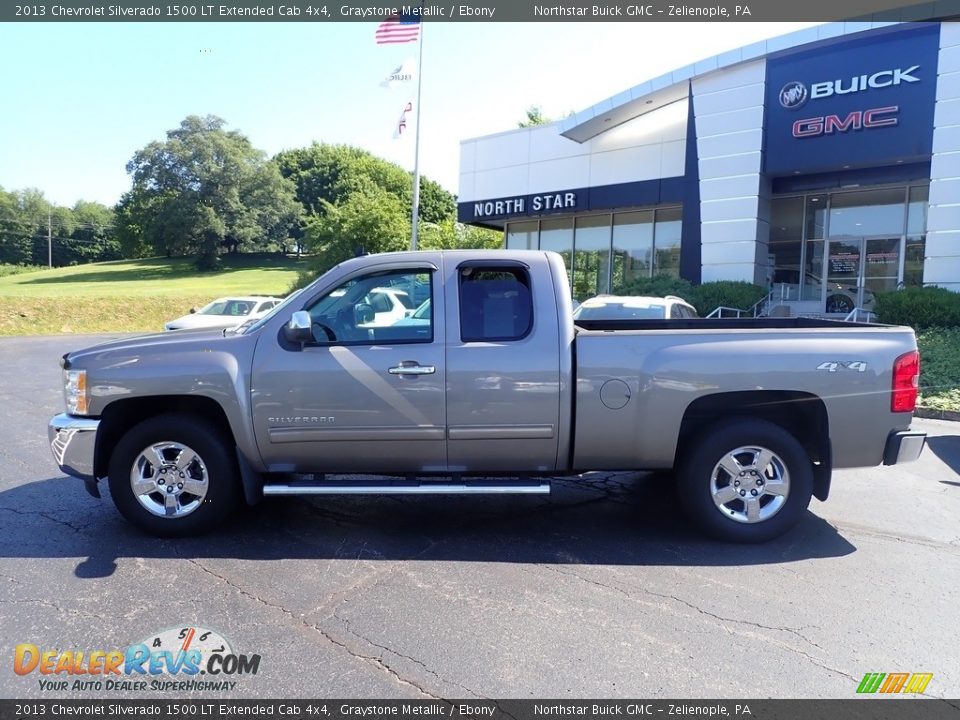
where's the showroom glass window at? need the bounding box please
[573,215,612,301]
[768,184,929,310]
[505,221,538,251]
[539,218,574,281]
[652,207,682,278]
[905,186,928,287]
[611,211,654,292]
[769,196,804,300]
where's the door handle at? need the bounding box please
[388,362,436,376]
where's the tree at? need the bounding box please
[0,187,33,265]
[276,143,490,291]
[418,219,503,251]
[518,105,551,128]
[0,188,121,267]
[275,143,456,230]
[70,201,120,263]
[300,182,410,279]
[117,115,300,269]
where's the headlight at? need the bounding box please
[64,369,89,415]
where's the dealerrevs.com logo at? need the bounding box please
[13,625,261,693]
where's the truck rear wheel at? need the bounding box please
[677,419,813,543]
[107,413,239,537]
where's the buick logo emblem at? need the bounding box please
[779,81,808,110]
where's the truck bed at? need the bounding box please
[570,319,917,472]
[574,317,879,332]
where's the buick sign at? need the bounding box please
[779,81,808,110]
[809,65,920,99]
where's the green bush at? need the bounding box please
[916,328,960,410]
[0,263,44,278]
[875,287,960,329]
[615,275,697,303]
[689,281,768,317]
[613,276,767,316]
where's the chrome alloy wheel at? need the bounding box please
[709,445,790,524]
[129,442,209,518]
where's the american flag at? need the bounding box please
[375,15,421,45]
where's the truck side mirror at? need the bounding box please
[284,311,313,344]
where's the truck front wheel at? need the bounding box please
[107,413,239,537]
[677,419,813,543]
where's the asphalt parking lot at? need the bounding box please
[1,334,958,700]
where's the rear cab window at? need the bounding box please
[458,266,533,342]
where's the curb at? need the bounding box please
[915,406,960,422]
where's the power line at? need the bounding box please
[1,231,107,244]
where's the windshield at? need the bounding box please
[394,291,416,309]
[573,303,667,320]
[238,289,304,334]
[412,298,431,319]
[198,299,255,317]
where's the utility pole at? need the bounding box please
[47,212,52,268]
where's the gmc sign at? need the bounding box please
[792,105,900,138]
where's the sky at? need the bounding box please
[0,21,820,208]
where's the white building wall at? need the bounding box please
[692,60,769,285]
[457,100,687,204]
[927,21,960,291]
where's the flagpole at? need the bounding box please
[410,21,424,251]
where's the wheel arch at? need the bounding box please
[95,395,235,480]
[676,390,832,501]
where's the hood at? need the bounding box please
[165,313,248,330]
[62,328,248,369]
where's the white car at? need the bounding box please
[164,296,284,331]
[572,294,699,321]
[357,287,417,327]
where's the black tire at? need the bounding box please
[825,294,855,314]
[108,413,239,537]
[676,418,813,543]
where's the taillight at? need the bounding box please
[891,350,920,413]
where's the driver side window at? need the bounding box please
[304,269,432,345]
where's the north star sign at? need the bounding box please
[473,192,578,219]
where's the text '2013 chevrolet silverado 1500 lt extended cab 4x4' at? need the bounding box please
[49,250,927,542]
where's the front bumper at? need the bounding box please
[882,429,927,465]
[48,413,100,481]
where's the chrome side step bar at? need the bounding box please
[263,481,551,496]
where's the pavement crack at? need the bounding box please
[827,521,960,554]
[544,565,836,663]
[182,558,440,698]
[0,598,109,621]
[334,611,482,699]
[309,617,442,700]
[184,558,300,618]
[0,505,87,534]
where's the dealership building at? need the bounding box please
[457,20,960,314]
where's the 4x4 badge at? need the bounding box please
[817,361,868,373]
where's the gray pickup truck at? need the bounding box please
[49,250,926,542]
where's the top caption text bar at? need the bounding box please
[6,0,960,22]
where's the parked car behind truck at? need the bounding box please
[49,250,926,542]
